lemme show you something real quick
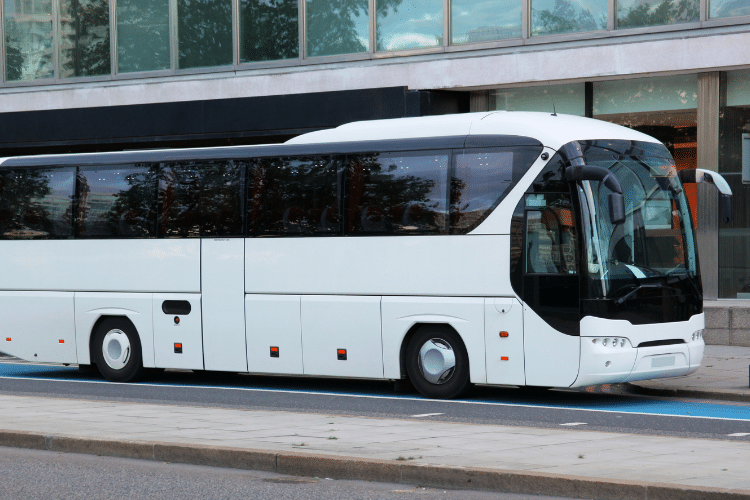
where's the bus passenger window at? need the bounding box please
[347,151,449,235]
[158,160,244,238]
[0,168,75,239]
[525,194,577,274]
[247,156,342,237]
[77,164,157,238]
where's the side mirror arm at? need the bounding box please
[678,169,733,223]
[566,165,626,224]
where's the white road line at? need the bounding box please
[560,422,588,426]
[411,413,445,418]
[727,432,750,437]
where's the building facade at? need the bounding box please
[2,0,750,309]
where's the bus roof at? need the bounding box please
[286,111,659,150]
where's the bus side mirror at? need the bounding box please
[608,193,626,224]
[566,165,626,225]
[678,169,733,223]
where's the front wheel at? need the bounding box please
[92,317,145,383]
[406,326,471,399]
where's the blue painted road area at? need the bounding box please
[1,361,749,422]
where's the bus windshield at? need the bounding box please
[574,142,699,303]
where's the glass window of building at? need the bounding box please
[451,0,521,44]
[178,0,233,69]
[305,0,368,57]
[616,0,699,29]
[4,0,54,82]
[241,0,299,62]
[492,83,585,115]
[376,0,443,52]
[718,70,750,298]
[58,0,111,78]
[117,0,170,73]
[710,0,750,18]
[531,0,606,36]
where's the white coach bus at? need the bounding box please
[0,112,732,399]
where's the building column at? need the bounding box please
[470,91,491,112]
[697,72,726,300]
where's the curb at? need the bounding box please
[626,383,750,403]
[1,430,749,500]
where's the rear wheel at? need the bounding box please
[92,317,145,383]
[406,326,471,399]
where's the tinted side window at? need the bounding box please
[451,146,542,234]
[0,167,75,239]
[159,160,245,237]
[347,152,449,235]
[77,164,157,238]
[247,156,341,237]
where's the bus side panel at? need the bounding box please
[74,293,155,367]
[523,304,580,387]
[201,238,247,373]
[301,296,383,378]
[381,297,486,384]
[0,240,200,293]
[153,294,203,370]
[244,236,509,297]
[485,298,525,386]
[245,294,303,375]
[0,291,76,364]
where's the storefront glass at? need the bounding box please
[240,0,299,62]
[59,0,110,77]
[376,0,442,51]
[719,70,750,298]
[531,0,606,36]
[117,0,170,73]
[492,83,585,115]
[4,0,54,81]
[178,0,233,69]
[710,0,750,18]
[306,0,368,57]
[451,0,521,44]
[616,0,699,29]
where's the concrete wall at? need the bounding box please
[704,301,750,346]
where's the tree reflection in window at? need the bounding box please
[240,0,299,62]
[248,156,342,236]
[159,160,245,237]
[531,0,606,36]
[0,168,74,239]
[616,0,698,29]
[78,164,157,237]
[59,0,110,78]
[347,152,448,235]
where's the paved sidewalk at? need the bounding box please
[0,393,748,499]
[628,345,750,401]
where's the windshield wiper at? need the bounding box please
[614,283,670,305]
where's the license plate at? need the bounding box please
[651,356,676,368]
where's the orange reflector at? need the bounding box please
[59,339,64,344]
[175,343,182,349]
[270,347,279,352]
[501,356,509,361]
[499,331,509,338]
[337,349,346,355]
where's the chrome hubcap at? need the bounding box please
[418,338,456,385]
[102,329,131,370]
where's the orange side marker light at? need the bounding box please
[500,356,509,361]
[5,338,10,342]
[499,331,509,338]
[59,339,64,344]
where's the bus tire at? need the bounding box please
[406,326,471,399]
[92,317,145,383]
